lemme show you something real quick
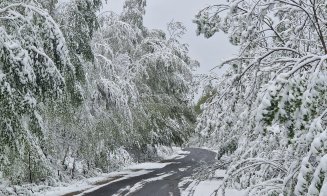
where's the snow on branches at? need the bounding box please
[0,0,73,182]
[195,0,327,195]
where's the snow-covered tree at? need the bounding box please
[56,0,102,84]
[40,0,105,179]
[38,0,58,16]
[0,0,74,183]
[121,0,146,30]
[135,22,197,145]
[195,0,327,195]
[0,0,196,187]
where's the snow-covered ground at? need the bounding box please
[32,147,185,196]
[2,147,244,196]
[36,171,143,196]
[192,180,245,196]
[180,170,245,196]
[126,162,172,170]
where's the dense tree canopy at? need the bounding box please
[0,0,196,186]
[195,0,327,195]
[0,0,74,182]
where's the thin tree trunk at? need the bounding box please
[312,0,327,54]
[72,158,76,179]
[62,147,69,166]
[29,151,32,183]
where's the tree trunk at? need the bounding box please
[72,158,76,179]
[62,147,69,166]
[28,151,32,183]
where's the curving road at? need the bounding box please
[83,148,216,196]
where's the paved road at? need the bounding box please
[84,148,216,196]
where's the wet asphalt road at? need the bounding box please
[84,148,216,196]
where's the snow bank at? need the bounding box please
[180,170,245,196]
[126,162,173,170]
[193,180,246,196]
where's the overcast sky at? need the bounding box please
[104,0,238,74]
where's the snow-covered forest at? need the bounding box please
[2,0,327,195]
[0,0,197,190]
[195,0,327,195]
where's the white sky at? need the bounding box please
[103,0,238,74]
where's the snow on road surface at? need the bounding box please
[126,162,173,170]
[45,163,177,196]
[35,148,244,196]
[78,170,151,196]
[35,147,185,196]
[114,172,175,196]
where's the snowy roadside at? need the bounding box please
[176,145,245,196]
[23,146,186,196]
[179,170,245,196]
[1,147,244,196]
